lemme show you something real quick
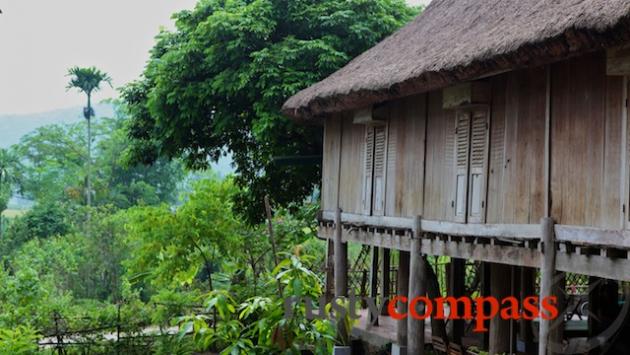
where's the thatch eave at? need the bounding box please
[282,0,630,122]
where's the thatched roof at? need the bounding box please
[283,0,630,120]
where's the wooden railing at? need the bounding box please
[320,211,630,250]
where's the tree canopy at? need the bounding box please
[122,0,418,221]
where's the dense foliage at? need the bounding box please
[13,106,183,208]
[122,0,417,221]
[0,1,422,353]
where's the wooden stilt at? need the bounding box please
[519,267,535,353]
[325,239,335,303]
[381,248,391,315]
[334,208,348,297]
[397,250,410,346]
[408,216,426,355]
[449,258,466,345]
[539,217,556,355]
[480,262,491,351]
[369,244,380,325]
[489,263,512,355]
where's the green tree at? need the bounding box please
[66,66,112,207]
[124,177,239,292]
[14,111,183,209]
[0,148,22,240]
[122,0,418,222]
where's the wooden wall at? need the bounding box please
[424,91,456,221]
[486,67,547,224]
[550,52,624,229]
[385,95,427,217]
[321,114,342,212]
[338,115,366,214]
[322,51,627,230]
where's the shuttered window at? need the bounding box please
[454,111,471,223]
[468,109,490,223]
[372,125,387,216]
[361,123,389,216]
[452,108,490,223]
[361,126,374,215]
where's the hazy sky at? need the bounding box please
[0,0,198,115]
[0,0,430,115]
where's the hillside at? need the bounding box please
[0,103,115,148]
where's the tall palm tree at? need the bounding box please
[0,148,22,239]
[66,66,112,207]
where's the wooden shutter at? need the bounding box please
[467,109,490,223]
[361,126,375,215]
[453,111,471,223]
[372,125,387,216]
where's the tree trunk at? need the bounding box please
[86,93,92,207]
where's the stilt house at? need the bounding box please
[283,1,630,354]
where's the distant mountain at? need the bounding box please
[0,103,115,148]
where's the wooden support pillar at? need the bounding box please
[519,267,536,353]
[325,239,335,303]
[334,208,348,297]
[381,248,391,315]
[480,262,491,351]
[448,258,466,345]
[408,216,426,355]
[397,250,410,346]
[539,217,556,355]
[369,244,379,325]
[489,263,511,355]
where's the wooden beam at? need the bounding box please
[554,225,630,249]
[408,216,426,355]
[322,210,630,250]
[539,217,556,355]
[318,224,630,281]
[321,211,540,240]
[556,252,630,282]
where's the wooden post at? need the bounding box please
[480,262,491,351]
[369,244,380,325]
[449,258,466,345]
[397,250,410,346]
[519,267,535,353]
[325,239,335,303]
[408,216,426,355]
[381,248,391,315]
[539,217,556,355]
[489,263,512,355]
[334,208,348,297]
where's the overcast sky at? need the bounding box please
[0,0,430,115]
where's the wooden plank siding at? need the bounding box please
[550,52,624,229]
[384,95,427,217]
[486,68,547,224]
[424,91,457,221]
[323,50,629,252]
[321,114,343,211]
[338,115,365,214]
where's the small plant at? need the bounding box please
[0,326,39,354]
